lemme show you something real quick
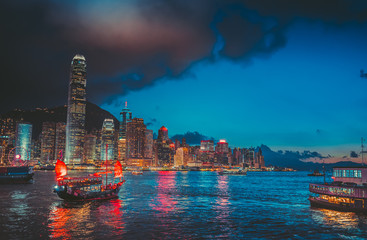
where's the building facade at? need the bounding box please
[15,122,32,161]
[65,54,87,164]
[100,119,115,161]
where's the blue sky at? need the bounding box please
[101,20,367,156]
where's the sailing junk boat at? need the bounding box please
[53,150,125,201]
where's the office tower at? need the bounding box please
[15,122,32,161]
[84,134,97,164]
[157,126,169,142]
[65,54,87,164]
[126,118,146,159]
[155,126,174,166]
[40,122,56,163]
[100,119,115,161]
[174,147,190,167]
[118,102,132,162]
[200,140,214,152]
[55,122,66,160]
[145,129,153,159]
[215,139,229,165]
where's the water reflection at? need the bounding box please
[150,171,177,214]
[48,202,95,240]
[213,175,231,238]
[96,199,125,234]
[311,208,367,231]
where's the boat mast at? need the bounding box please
[106,144,108,186]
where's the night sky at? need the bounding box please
[1,0,367,157]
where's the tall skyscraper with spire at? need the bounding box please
[118,101,132,163]
[65,54,87,164]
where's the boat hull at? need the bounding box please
[54,180,125,202]
[309,197,367,214]
[0,166,34,183]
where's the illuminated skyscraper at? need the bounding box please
[84,134,97,164]
[55,122,66,160]
[15,122,32,161]
[65,54,87,164]
[40,122,56,163]
[127,118,146,159]
[145,129,153,159]
[157,126,169,142]
[101,119,115,161]
[118,102,132,163]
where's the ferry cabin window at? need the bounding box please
[335,169,362,178]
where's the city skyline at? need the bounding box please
[1,1,367,157]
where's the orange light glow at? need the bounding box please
[55,159,67,179]
[114,160,123,178]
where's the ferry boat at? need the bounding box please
[218,168,247,176]
[53,158,125,202]
[131,170,143,175]
[0,166,34,183]
[308,169,325,177]
[309,166,367,213]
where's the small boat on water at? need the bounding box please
[309,166,367,213]
[308,170,325,176]
[53,159,125,202]
[0,151,34,183]
[53,145,125,202]
[131,171,143,175]
[218,168,247,176]
[0,166,34,183]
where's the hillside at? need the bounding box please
[0,102,119,139]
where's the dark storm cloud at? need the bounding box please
[1,0,367,112]
[171,131,217,145]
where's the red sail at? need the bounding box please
[55,159,67,179]
[114,160,123,178]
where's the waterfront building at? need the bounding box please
[55,122,66,160]
[84,134,97,164]
[31,138,41,162]
[155,126,174,166]
[174,147,190,167]
[65,54,87,164]
[145,129,153,159]
[215,139,229,165]
[15,122,32,161]
[40,122,56,163]
[100,119,115,161]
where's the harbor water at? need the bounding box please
[1,171,367,239]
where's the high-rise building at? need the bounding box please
[40,122,56,163]
[157,126,169,142]
[65,54,87,164]
[127,118,146,159]
[84,134,97,164]
[155,126,174,166]
[215,139,229,165]
[174,147,190,167]
[55,122,66,160]
[145,129,153,159]
[200,140,214,152]
[118,102,132,163]
[15,122,32,161]
[100,119,115,161]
